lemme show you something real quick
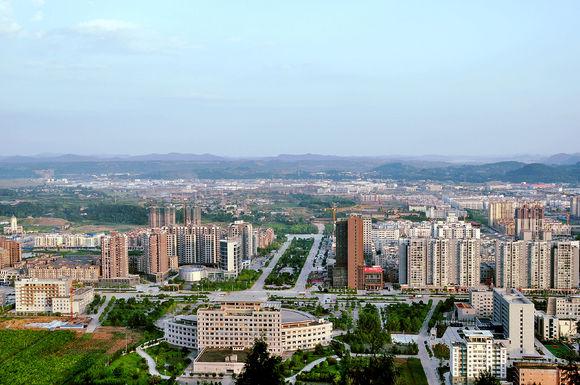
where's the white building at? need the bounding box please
[451,330,507,384]
[220,239,241,277]
[547,295,580,321]
[195,294,332,356]
[469,290,494,318]
[493,288,535,356]
[15,278,94,315]
[535,311,577,341]
[165,315,198,349]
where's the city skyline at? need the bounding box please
[2,1,580,156]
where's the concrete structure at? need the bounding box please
[493,288,535,356]
[193,348,247,376]
[26,255,99,283]
[196,294,332,355]
[228,221,254,260]
[3,216,23,235]
[515,202,544,240]
[535,311,577,340]
[571,196,580,218]
[51,287,94,316]
[333,216,364,289]
[149,205,175,228]
[14,278,92,315]
[547,295,580,321]
[469,290,494,318]
[454,302,477,320]
[101,233,129,279]
[165,315,198,349]
[552,241,579,290]
[362,266,383,291]
[179,266,208,282]
[219,239,241,277]
[142,230,169,277]
[363,216,373,257]
[511,362,560,385]
[488,201,514,230]
[0,237,21,268]
[451,329,507,384]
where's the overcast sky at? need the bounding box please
[1,1,579,157]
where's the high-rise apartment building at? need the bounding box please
[493,288,535,356]
[149,205,176,228]
[220,239,241,277]
[333,216,364,289]
[169,224,222,266]
[363,216,373,257]
[515,202,544,240]
[228,221,253,260]
[186,205,202,226]
[488,201,514,229]
[527,241,552,289]
[101,233,129,279]
[142,230,169,275]
[400,238,480,288]
[552,241,580,289]
[496,241,525,289]
[399,238,428,287]
[0,237,21,268]
[571,196,580,218]
[451,330,507,384]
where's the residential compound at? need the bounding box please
[25,254,99,283]
[15,278,94,315]
[166,295,332,355]
[495,240,579,289]
[399,238,480,288]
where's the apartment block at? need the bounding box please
[101,233,129,279]
[469,290,494,318]
[14,278,93,315]
[451,330,507,384]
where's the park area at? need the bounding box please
[0,328,143,385]
[265,237,314,287]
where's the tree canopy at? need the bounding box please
[236,339,284,385]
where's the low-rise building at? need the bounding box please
[165,315,198,349]
[469,289,494,317]
[51,287,94,316]
[193,348,248,376]
[15,278,70,313]
[511,362,560,385]
[455,302,477,321]
[535,311,577,340]
[547,295,580,321]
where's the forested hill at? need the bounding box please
[371,161,580,183]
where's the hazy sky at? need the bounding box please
[1,1,579,157]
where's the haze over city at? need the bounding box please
[2,2,580,385]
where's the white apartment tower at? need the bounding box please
[451,330,507,384]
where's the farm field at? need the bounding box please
[0,329,139,385]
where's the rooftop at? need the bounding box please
[494,288,533,305]
[197,348,250,363]
[281,308,317,324]
[463,329,493,338]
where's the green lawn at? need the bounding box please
[145,341,192,377]
[544,341,572,358]
[396,357,428,385]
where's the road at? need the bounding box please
[415,299,443,385]
[86,295,110,333]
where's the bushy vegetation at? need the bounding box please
[146,341,191,377]
[428,297,456,329]
[382,300,431,333]
[264,238,314,287]
[340,304,390,354]
[195,269,262,291]
[103,297,175,330]
[433,343,450,360]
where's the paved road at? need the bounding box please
[294,234,323,292]
[86,295,110,333]
[286,356,334,384]
[249,236,294,292]
[415,299,443,385]
[136,345,170,380]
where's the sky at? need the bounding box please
[1,1,579,157]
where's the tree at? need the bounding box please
[561,351,580,385]
[357,304,387,354]
[433,343,450,360]
[473,369,501,385]
[235,339,284,385]
[339,352,399,385]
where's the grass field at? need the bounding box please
[395,357,428,385]
[544,340,572,358]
